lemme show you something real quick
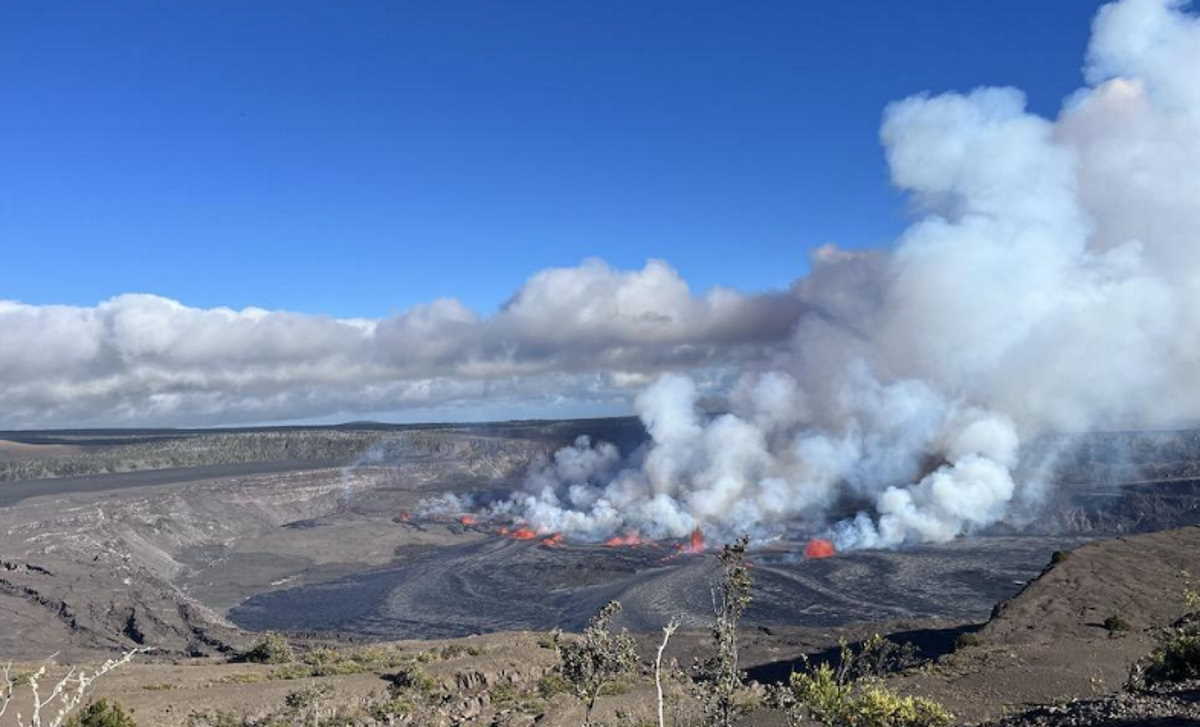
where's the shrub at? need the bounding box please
[784,661,853,725]
[846,634,923,680]
[383,663,437,694]
[954,632,981,650]
[140,682,176,691]
[238,633,294,664]
[554,601,638,727]
[64,699,137,727]
[775,639,952,727]
[1138,627,1200,685]
[438,643,480,659]
[780,661,951,727]
[216,672,266,685]
[536,672,571,698]
[1103,614,1131,633]
[848,687,954,727]
[1183,570,1200,613]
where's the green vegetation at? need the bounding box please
[140,682,177,691]
[64,699,137,727]
[264,645,432,682]
[435,643,482,659]
[536,671,571,699]
[215,672,266,685]
[237,633,295,665]
[842,634,923,680]
[775,640,951,727]
[1128,579,1200,689]
[553,600,639,727]
[1133,620,1200,686]
[1183,570,1200,613]
[1,649,142,727]
[1103,614,1131,633]
[694,535,754,727]
[954,632,981,650]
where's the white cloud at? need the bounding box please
[0,259,806,427]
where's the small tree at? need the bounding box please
[695,535,752,727]
[554,601,638,727]
[1,649,142,727]
[654,616,681,727]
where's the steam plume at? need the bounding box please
[502,0,1200,548]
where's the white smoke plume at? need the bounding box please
[500,0,1200,549]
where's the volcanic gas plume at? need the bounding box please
[462,0,1200,551]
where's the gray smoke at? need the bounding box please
[501,0,1200,548]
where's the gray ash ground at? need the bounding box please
[228,529,1091,639]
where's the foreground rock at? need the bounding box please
[984,679,1200,726]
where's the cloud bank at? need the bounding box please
[0,258,809,427]
[489,0,1200,548]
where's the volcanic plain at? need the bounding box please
[2,420,1200,725]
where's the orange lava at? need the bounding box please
[604,531,644,547]
[541,533,564,547]
[497,526,510,536]
[458,514,478,526]
[511,527,538,540]
[804,538,836,559]
[680,527,705,554]
[396,511,411,522]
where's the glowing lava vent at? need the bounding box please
[604,531,644,547]
[680,527,706,554]
[804,538,836,559]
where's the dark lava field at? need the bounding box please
[1,420,1199,660]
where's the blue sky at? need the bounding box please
[1,1,1106,319]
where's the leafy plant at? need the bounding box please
[693,535,752,727]
[63,699,136,727]
[844,635,923,680]
[776,646,951,727]
[954,632,981,650]
[237,633,294,665]
[1133,624,1200,686]
[1103,614,1131,633]
[1183,570,1200,614]
[553,600,639,727]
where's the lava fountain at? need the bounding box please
[804,538,836,559]
[680,527,706,554]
